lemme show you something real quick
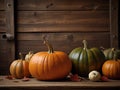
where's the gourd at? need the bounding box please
[88,70,101,81]
[29,40,72,80]
[103,48,120,60]
[69,40,105,77]
[25,51,34,62]
[102,50,120,79]
[9,53,30,79]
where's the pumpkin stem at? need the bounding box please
[28,51,33,55]
[19,52,24,60]
[82,40,88,49]
[43,39,54,53]
[111,48,115,51]
[112,48,118,60]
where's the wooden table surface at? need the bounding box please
[0,76,120,90]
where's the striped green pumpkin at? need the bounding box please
[69,40,105,77]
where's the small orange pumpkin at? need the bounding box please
[102,50,120,79]
[9,53,30,79]
[29,40,72,80]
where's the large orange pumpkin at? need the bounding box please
[102,50,120,79]
[9,53,30,79]
[29,40,72,80]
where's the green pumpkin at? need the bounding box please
[103,48,120,60]
[69,40,105,77]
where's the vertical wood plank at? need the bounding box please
[109,0,119,48]
[5,0,15,60]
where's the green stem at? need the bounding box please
[112,48,118,60]
[19,52,24,60]
[82,40,88,49]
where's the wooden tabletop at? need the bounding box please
[0,76,120,90]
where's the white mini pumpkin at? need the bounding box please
[88,70,101,81]
[25,51,34,62]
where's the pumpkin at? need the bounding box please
[25,51,34,62]
[9,53,30,79]
[102,50,120,79]
[29,40,72,80]
[88,70,101,81]
[103,48,120,60]
[69,40,105,77]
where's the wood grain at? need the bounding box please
[16,32,110,55]
[0,11,6,32]
[17,0,109,11]
[0,76,120,90]
[0,0,5,11]
[16,11,109,32]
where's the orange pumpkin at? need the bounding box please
[9,53,30,79]
[29,40,72,80]
[102,50,120,79]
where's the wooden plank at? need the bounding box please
[0,11,6,24]
[16,32,110,54]
[0,76,120,90]
[16,11,109,32]
[0,0,5,11]
[17,0,109,11]
[0,40,12,74]
[0,0,15,75]
[0,26,6,32]
[109,0,119,48]
[0,11,6,32]
[6,0,15,38]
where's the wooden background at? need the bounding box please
[0,0,119,74]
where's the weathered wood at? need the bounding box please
[0,0,5,11]
[0,76,120,90]
[109,0,119,48]
[0,11,6,24]
[0,0,6,32]
[5,0,15,59]
[0,39,12,74]
[0,11,6,32]
[17,0,109,11]
[16,11,109,32]
[16,32,110,55]
[0,0,16,74]
[6,0,15,38]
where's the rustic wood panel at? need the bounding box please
[0,40,13,75]
[0,0,15,75]
[0,76,120,90]
[0,26,6,32]
[0,0,5,11]
[0,12,6,24]
[0,0,8,74]
[109,0,119,48]
[0,0,6,32]
[0,75,120,90]
[16,32,110,55]
[5,0,16,61]
[16,11,109,32]
[0,11,6,32]
[17,0,109,11]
